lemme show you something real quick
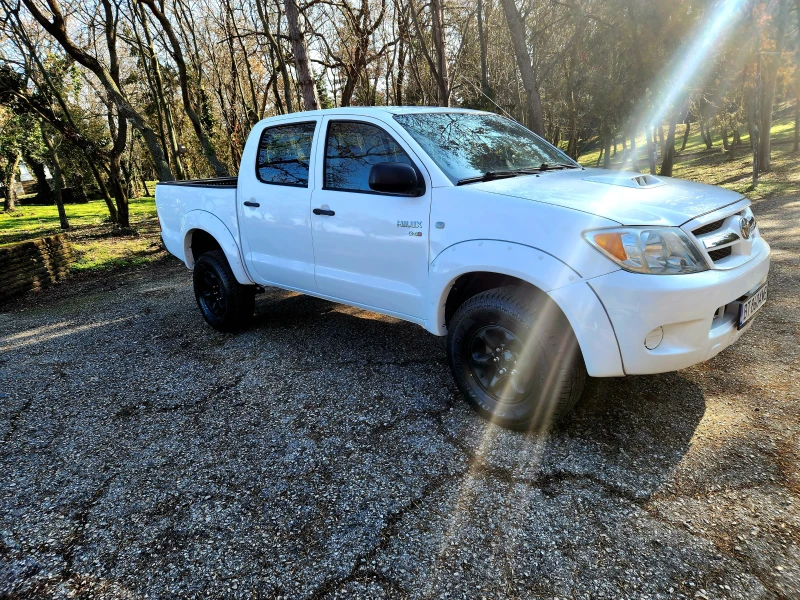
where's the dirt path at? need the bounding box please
[1,194,798,599]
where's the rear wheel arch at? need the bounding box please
[185,229,222,267]
[179,211,253,285]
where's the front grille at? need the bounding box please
[693,219,725,236]
[708,246,732,262]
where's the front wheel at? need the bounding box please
[447,286,586,431]
[193,250,255,332]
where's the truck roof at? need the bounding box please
[258,105,490,124]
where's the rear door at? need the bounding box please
[310,116,431,318]
[238,119,319,291]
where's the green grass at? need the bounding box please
[1,195,166,273]
[0,197,157,247]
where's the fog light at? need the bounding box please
[644,327,663,350]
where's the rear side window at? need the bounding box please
[256,122,316,187]
[324,121,414,192]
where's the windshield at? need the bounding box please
[393,112,576,184]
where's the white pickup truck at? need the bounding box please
[156,107,770,430]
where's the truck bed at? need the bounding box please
[155,176,241,271]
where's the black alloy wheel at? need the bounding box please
[192,250,255,332]
[447,285,586,430]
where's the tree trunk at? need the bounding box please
[660,119,677,177]
[139,166,151,197]
[284,0,320,111]
[652,127,659,159]
[630,134,639,172]
[23,151,51,202]
[499,0,545,134]
[700,120,713,149]
[430,0,450,106]
[2,152,21,212]
[795,95,800,152]
[645,127,657,175]
[603,137,612,169]
[396,36,406,105]
[566,111,578,159]
[681,121,691,151]
[758,0,789,172]
[477,0,489,96]
[40,125,69,230]
[656,124,665,157]
[109,109,130,228]
[87,159,117,222]
[721,127,730,151]
[71,173,89,203]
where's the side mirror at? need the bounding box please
[368,162,419,195]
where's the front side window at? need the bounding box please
[393,112,575,184]
[324,121,415,192]
[256,122,316,186]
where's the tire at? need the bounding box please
[193,250,255,332]
[447,285,586,431]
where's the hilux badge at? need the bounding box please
[397,220,423,228]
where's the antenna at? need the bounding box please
[458,76,517,122]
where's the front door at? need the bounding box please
[238,119,319,291]
[310,117,431,318]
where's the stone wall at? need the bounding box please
[0,234,74,304]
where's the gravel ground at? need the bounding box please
[1,193,798,599]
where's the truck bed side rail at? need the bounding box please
[156,177,238,188]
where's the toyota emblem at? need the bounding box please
[739,216,752,240]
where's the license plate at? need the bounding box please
[738,283,768,329]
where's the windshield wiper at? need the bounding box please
[539,162,579,170]
[456,168,542,186]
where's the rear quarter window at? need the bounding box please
[256,122,316,187]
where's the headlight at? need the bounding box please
[583,227,709,275]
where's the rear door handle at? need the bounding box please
[243,201,260,207]
[313,208,335,216]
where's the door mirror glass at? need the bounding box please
[368,162,419,195]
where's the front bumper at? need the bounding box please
[588,237,771,375]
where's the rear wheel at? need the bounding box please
[447,286,586,431]
[193,250,255,332]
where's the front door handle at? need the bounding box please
[313,208,335,216]
[243,200,260,207]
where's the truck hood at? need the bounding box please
[471,168,745,226]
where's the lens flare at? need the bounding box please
[638,0,748,136]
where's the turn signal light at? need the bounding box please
[593,233,627,261]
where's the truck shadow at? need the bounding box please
[250,288,705,502]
